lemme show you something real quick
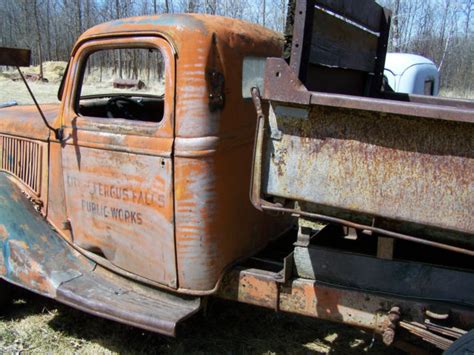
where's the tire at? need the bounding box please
[444,329,474,355]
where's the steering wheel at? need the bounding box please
[106,96,144,120]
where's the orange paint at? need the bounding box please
[46,14,283,292]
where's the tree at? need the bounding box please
[32,0,44,79]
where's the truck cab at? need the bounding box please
[1,14,284,335]
[54,14,284,292]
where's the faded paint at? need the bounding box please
[0,8,472,341]
[0,173,200,335]
[0,14,284,293]
[53,15,284,292]
[0,104,58,141]
[218,267,474,334]
[0,173,95,297]
[62,146,177,286]
[263,103,474,247]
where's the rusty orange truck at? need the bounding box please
[1,0,473,352]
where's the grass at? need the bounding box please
[439,88,474,100]
[0,80,61,106]
[0,289,404,354]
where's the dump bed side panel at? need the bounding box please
[262,102,473,246]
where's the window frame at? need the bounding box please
[65,36,175,138]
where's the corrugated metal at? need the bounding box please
[0,135,42,196]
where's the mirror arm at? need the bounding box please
[15,66,63,141]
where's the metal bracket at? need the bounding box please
[268,105,282,140]
[294,218,327,247]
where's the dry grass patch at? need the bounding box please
[439,89,474,100]
[0,290,403,354]
[0,81,60,105]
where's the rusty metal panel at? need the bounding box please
[0,173,201,336]
[0,104,59,141]
[0,135,43,196]
[162,15,285,293]
[218,268,279,309]
[218,267,474,335]
[56,265,201,337]
[279,279,390,332]
[0,47,31,67]
[58,35,177,289]
[262,102,474,246]
[62,146,177,287]
[174,146,287,292]
[0,15,285,295]
[0,172,95,296]
[263,58,473,123]
[46,142,72,240]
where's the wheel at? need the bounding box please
[444,329,474,354]
[0,279,13,307]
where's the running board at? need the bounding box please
[56,266,201,336]
[0,173,200,336]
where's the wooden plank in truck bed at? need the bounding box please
[286,0,390,96]
[310,9,379,72]
[316,0,383,32]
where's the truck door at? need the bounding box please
[60,37,177,288]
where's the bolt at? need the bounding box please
[383,327,396,346]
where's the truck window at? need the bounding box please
[77,47,165,122]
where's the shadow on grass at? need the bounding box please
[0,288,52,322]
[4,290,405,354]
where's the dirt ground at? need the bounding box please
[0,289,406,354]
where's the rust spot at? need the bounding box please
[0,224,8,239]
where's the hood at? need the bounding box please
[0,104,59,141]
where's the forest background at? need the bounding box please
[0,0,473,97]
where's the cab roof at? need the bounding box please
[76,13,282,55]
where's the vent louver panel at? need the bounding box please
[0,135,42,195]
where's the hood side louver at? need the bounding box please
[0,134,42,196]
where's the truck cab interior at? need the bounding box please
[76,47,165,122]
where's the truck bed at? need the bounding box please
[259,80,473,248]
[250,0,474,250]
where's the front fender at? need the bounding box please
[0,172,95,297]
[0,173,201,336]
